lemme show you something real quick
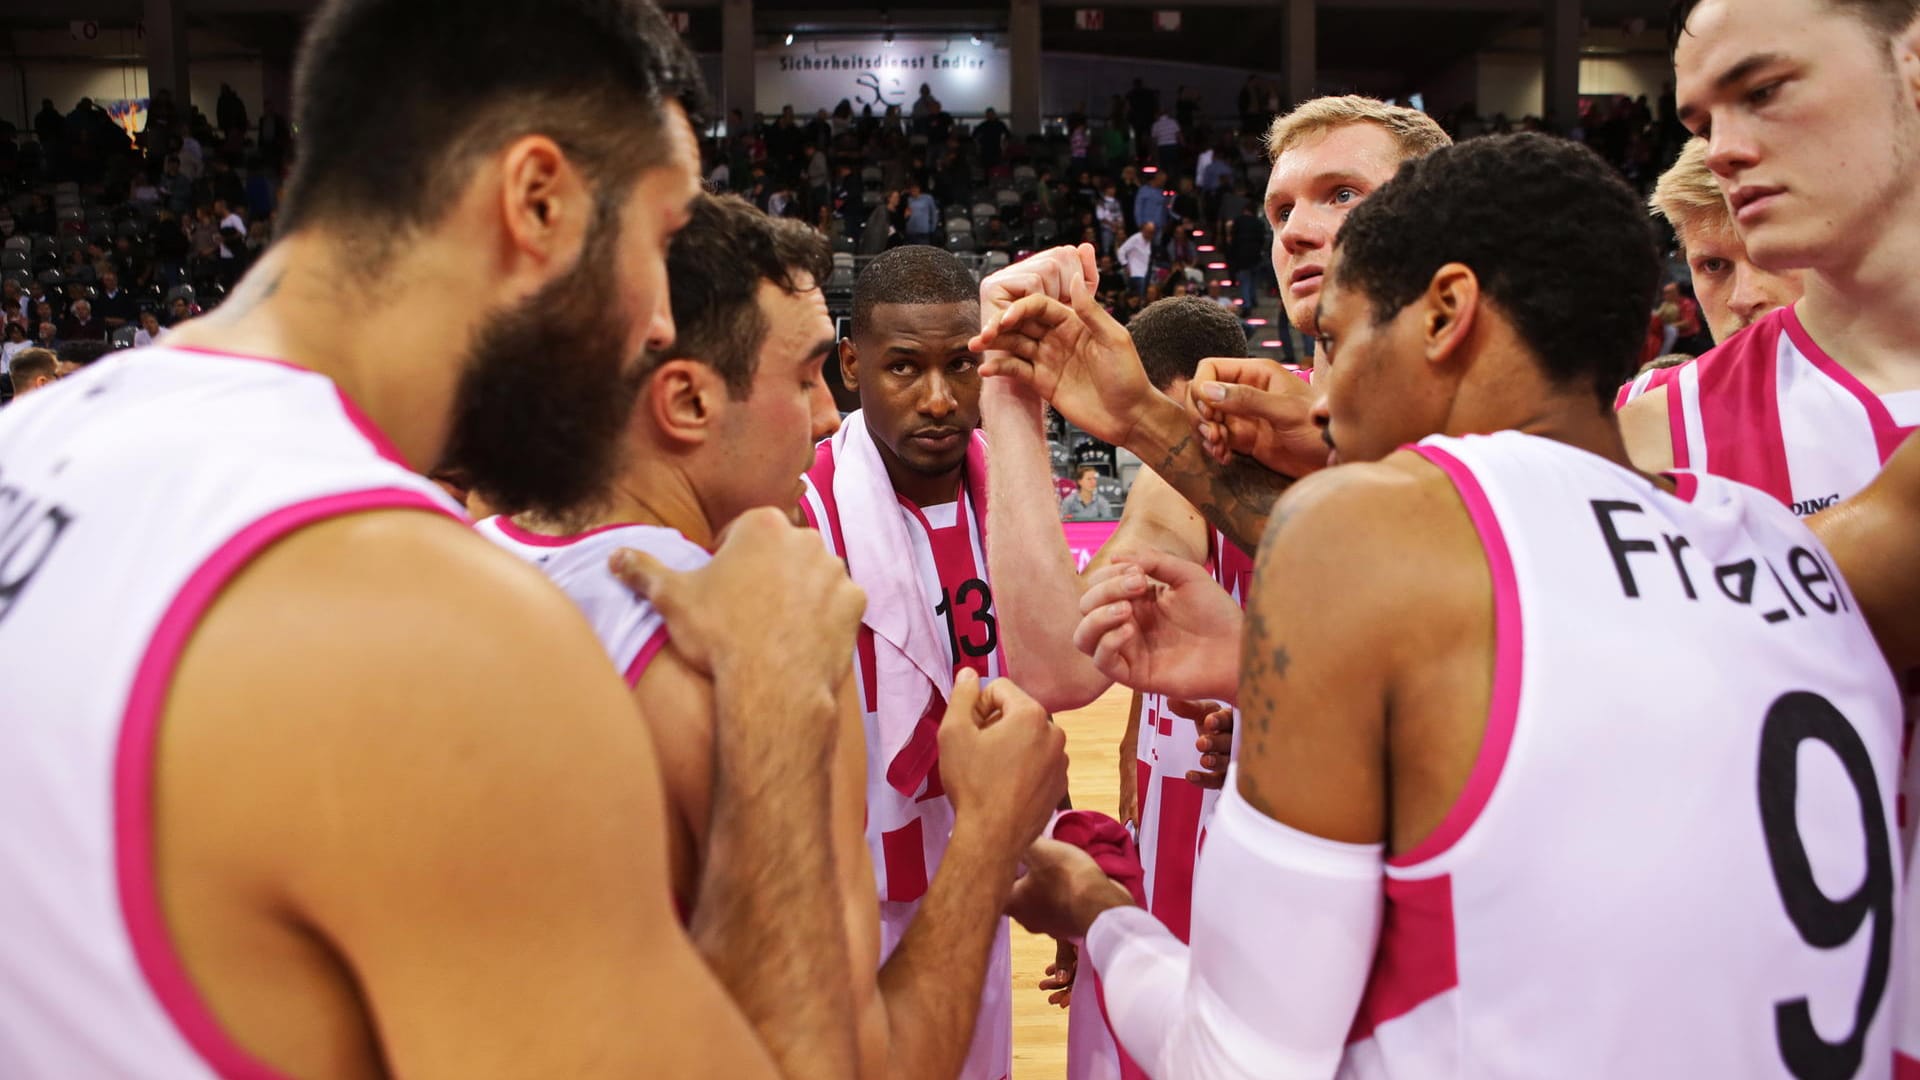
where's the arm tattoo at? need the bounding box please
[1153,435,1291,556]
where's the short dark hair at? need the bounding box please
[8,348,56,385]
[655,192,831,398]
[1671,0,1919,48]
[279,0,705,243]
[851,245,978,338]
[1332,133,1659,404]
[1127,296,1249,390]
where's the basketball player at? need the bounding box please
[1644,138,1804,346]
[992,134,1905,1078]
[476,194,1067,1080]
[980,98,1449,557]
[0,2,871,1076]
[801,244,1034,1080]
[1612,0,1920,501]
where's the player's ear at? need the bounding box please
[1422,262,1479,371]
[646,358,722,447]
[1898,13,1920,107]
[493,134,589,294]
[838,337,861,391]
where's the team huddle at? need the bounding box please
[2,0,1920,1077]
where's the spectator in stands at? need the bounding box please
[165,295,197,327]
[904,180,939,244]
[860,190,899,255]
[1133,179,1170,237]
[34,100,63,163]
[912,83,939,125]
[7,347,57,399]
[1096,183,1125,252]
[33,321,57,349]
[1,322,29,369]
[57,299,103,343]
[95,269,136,330]
[2,279,23,322]
[133,309,165,348]
[1069,116,1091,175]
[1118,220,1156,297]
[57,339,114,372]
[1151,106,1183,175]
[1127,79,1158,156]
[215,197,248,239]
[217,83,249,139]
[1226,197,1266,317]
[976,108,1011,170]
[1060,465,1114,521]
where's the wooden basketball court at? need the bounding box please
[1009,683,1134,1080]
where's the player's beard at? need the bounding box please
[439,199,644,521]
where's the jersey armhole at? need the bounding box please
[1389,447,1525,869]
[114,488,456,1080]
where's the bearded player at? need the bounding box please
[0,0,874,1076]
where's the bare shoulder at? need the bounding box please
[165,505,667,904]
[1617,384,1675,474]
[1252,452,1488,639]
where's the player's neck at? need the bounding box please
[582,469,717,550]
[158,232,475,472]
[1793,243,1920,392]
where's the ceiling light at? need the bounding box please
[785,32,794,45]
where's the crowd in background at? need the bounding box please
[0,76,1696,514]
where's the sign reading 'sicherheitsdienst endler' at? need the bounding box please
[756,37,1011,116]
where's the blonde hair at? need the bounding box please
[1265,95,1452,164]
[1649,138,1729,245]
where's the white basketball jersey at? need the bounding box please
[0,345,460,1078]
[474,515,706,686]
[801,427,1012,1080]
[1340,431,1903,1079]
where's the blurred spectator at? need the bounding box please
[1118,221,1156,296]
[133,309,165,348]
[217,83,249,139]
[95,270,136,329]
[33,321,58,349]
[975,108,1010,170]
[1,322,30,369]
[1060,466,1114,521]
[1151,106,1183,174]
[904,181,939,244]
[1133,181,1170,236]
[58,299,103,343]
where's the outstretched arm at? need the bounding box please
[982,375,1115,710]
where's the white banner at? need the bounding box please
[757,36,1011,117]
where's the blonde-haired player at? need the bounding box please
[1644,138,1803,347]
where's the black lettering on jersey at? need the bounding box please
[1789,492,1841,517]
[0,492,75,630]
[1714,558,1758,607]
[1592,500,1656,598]
[1815,547,1852,613]
[1662,534,1698,600]
[1790,548,1840,614]
[1763,557,1807,621]
[935,577,997,658]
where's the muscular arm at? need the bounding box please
[1080,458,1489,1077]
[1124,391,1294,558]
[161,511,850,1079]
[1813,431,1920,671]
[983,379,1211,710]
[1617,386,1676,475]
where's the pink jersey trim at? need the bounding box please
[490,514,638,549]
[1347,873,1459,1042]
[1390,446,1524,868]
[623,625,671,689]
[114,488,457,1080]
[1782,306,1916,464]
[163,344,416,471]
[1665,472,1700,503]
[1665,371,1691,471]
